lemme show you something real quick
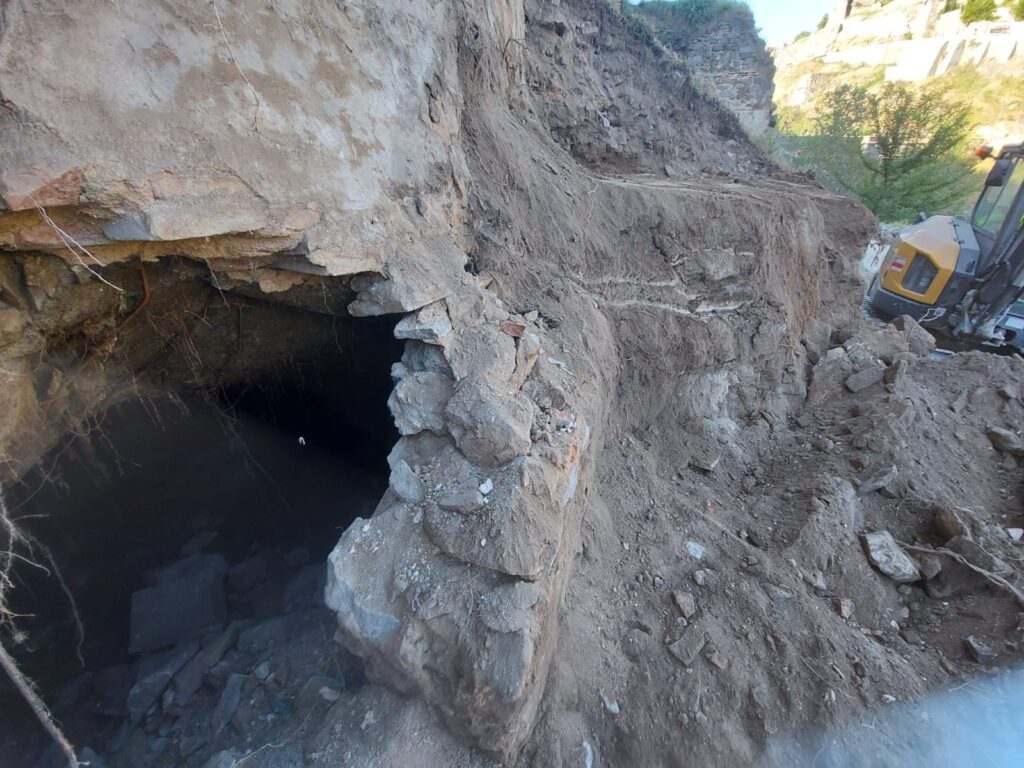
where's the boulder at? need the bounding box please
[387,371,454,435]
[425,459,561,579]
[445,377,534,467]
[394,300,453,346]
[0,165,84,210]
[444,324,517,385]
[389,459,426,503]
[348,238,466,316]
[129,556,227,653]
[845,366,885,393]
[858,465,898,496]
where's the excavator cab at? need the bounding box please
[866,144,1024,349]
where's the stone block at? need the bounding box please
[129,557,227,653]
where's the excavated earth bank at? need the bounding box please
[0,1,1021,767]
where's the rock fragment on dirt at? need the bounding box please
[884,359,907,386]
[834,598,854,619]
[932,502,974,540]
[439,485,486,513]
[200,751,240,768]
[845,366,885,393]
[171,621,242,706]
[986,427,1024,456]
[672,590,697,619]
[801,319,832,364]
[861,531,920,583]
[212,674,247,735]
[917,553,943,581]
[668,626,707,666]
[964,635,997,664]
[857,465,898,496]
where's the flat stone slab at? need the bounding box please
[129,559,227,654]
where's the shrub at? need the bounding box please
[1014,0,1024,22]
[817,14,828,31]
[961,0,997,23]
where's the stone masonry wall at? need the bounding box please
[683,12,777,136]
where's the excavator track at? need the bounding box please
[860,288,888,328]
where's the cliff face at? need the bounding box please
[774,0,1024,146]
[635,4,777,136]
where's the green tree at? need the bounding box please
[961,0,997,23]
[816,13,829,30]
[812,85,871,138]
[1013,0,1024,22]
[811,83,974,221]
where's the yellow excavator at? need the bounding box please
[866,143,1024,351]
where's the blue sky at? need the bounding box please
[747,0,835,46]
[628,1,837,47]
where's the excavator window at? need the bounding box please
[973,158,1024,236]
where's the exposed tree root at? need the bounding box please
[1,487,79,766]
[0,641,78,767]
[898,541,1024,608]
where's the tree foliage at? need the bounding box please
[812,85,871,138]
[961,0,997,23]
[809,83,974,221]
[1014,0,1024,22]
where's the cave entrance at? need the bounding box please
[0,259,402,766]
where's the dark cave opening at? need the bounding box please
[0,296,402,766]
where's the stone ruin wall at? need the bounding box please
[683,12,777,136]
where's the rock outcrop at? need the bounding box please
[0,0,879,764]
[775,0,1024,145]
